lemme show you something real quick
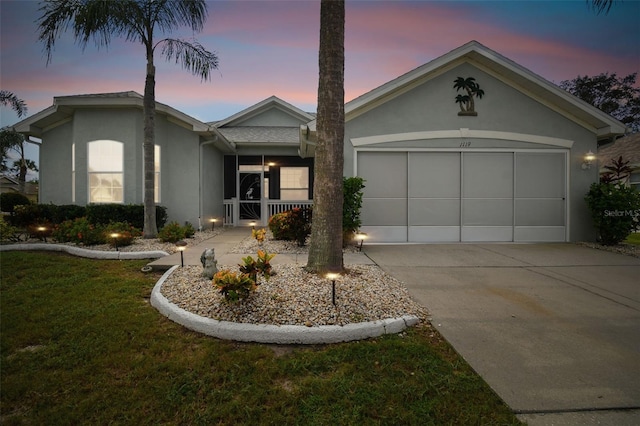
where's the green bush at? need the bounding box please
[0,216,22,243]
[343,177,366,243]
[268,207,312,246]
[51,204,86,224]
[158,221,195,243]
[86,204,167,229]
[585,182,640,245]
[11,204,57,227]
[51,217,106,246]
[103,222,142,248]
[0,192,30,214]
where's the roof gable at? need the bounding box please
[344,40,626,139]
[214,96,314,128]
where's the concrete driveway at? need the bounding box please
[364,243,640,424]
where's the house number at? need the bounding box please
[460,141,471,148]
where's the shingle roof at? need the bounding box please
[217,126,300,144]
[598,133,640,169]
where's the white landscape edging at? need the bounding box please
[0,243,168,260]
[150,265,419,345]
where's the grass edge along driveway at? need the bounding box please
[1,251,522,425]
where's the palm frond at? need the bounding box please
[159,38,219,81]
[589,0,616,15]
[0,91,28,117]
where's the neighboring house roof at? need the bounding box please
[0,175,38,197]
[12,91,236,152]
[598,133,640,171]
[299,40,627,157]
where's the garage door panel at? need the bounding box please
[516,153,565,198]
[359,152,407,198]
[463,199,513,226]
[409,153,460,198]
[409,199,460,226]
[516,199,565,226]
[362,199,407,226]
[463,153,513,198]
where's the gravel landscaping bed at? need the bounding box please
[577,241,640,258]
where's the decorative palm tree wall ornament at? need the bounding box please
[454,77,485,116]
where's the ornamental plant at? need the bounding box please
[213,269,257,302]
[239,250,276,283]
[585,181,640,245]
[343,177,365,244]
[252,228,266,244]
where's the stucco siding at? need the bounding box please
[39,120,73,205]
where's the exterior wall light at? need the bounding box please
[582,151,596,170]
[326,272,341,305]
[355,232,368,251]
[176,240,188,267]
[210,218,218,231]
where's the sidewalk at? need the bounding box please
[146,227,375,270]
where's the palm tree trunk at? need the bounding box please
[306,0,345,275]
[143,50,158,238]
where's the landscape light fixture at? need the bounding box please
[326,272,341,305]
[176,240,188,267]
[210,218,217,231]
[355,232,368,251]
[37,226,47,243]
[110,232,120,251]
[249,221,256,230]
[582,151,596,170]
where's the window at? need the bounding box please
[631,172,640,192]
[88,140,123,203]
[280,167,309,200]
[71,143,75,203]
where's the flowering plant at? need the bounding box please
[213,269,257,302]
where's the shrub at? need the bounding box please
[86,204,167,229]
[268,212,291,240]
[103,222,142,247]
[239,250,275,283]
[51,205,86,224]
[343,177,366,243]
[213,270,257,302]
[0,216,22,243]
[183,222,196,239]
[158,221,195,243]
[11,204,56,227]
[0,192,30,214]
[585,182,640,245]
[252,228,266,244]
[268,207,312,246]
[51,217,106,246]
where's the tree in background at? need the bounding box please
[37,0,219,238]
[589,0,617,15]
[560,73,640,133]
[0,90,37,191]
[306,0,345,275]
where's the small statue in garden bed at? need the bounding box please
[200,248,218,279]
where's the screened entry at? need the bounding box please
[223,155,314,224]
[357,151,567,242]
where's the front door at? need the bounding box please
[239,171,262,221]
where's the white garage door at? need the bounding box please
[359,151,567,242]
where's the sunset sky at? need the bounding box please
[1,0,639,151]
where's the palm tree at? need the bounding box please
[37,0,219,238]
[590,0,616,14]
[0,90,28,118]
[1,90,35,192]
[453,77,484,114]
[306,0,345,275]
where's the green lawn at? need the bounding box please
[1,252,521,425]
[625,232,640,245]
